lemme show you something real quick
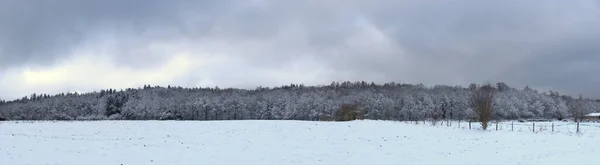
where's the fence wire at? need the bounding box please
[405,120,600,134]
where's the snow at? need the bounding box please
[585,113,600,117]
[1,120,599,165]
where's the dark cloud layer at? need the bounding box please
[1,0,600,98]
[0,0,220,68]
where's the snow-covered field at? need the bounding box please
[1,120,599,165]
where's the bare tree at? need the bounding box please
[426,109,442,126]
[471,84,496,130]
[567,95,586,122]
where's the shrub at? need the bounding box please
[75,115,106,121]
[159,111,183,120]
[334,104,364,121]
[51,113,73,121]
[319,115,334,121]
[107,114,123,120]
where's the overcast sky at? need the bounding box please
[1,0,600,100]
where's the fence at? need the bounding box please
[404,120,600,134]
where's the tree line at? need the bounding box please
[0,81,598,121]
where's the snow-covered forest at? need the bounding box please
[0,81,599,121]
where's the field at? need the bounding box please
[1,120,599,165]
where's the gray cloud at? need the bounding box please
[0,0,218,68]
[1,0,600,98]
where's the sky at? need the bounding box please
[1,0,600,100]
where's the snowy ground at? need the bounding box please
[1,120,599,165]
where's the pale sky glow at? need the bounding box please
[8,53,198,98]
[1,0,600,100]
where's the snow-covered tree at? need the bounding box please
[0,82,597,121]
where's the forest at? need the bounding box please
[0,81,599,121]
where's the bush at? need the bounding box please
[75,115,106,121]
[159,111,183,120]
[334,104,364,121]
[51,113,73,121]
[107,114,123,120]
[319,115,334,121]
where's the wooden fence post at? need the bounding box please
[469,121,471,130]
[511,122,514,131]
[533,122,535,133]
[496,122,498,131]
[552,123,554,132]
[577,121,580,133]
